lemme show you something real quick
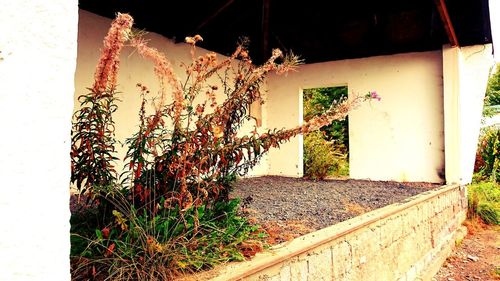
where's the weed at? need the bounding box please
[467,181,499,225]
[474,126,500,183]
[71,194,264,279]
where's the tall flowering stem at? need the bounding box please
[71,13,133,194]
[72,13,379,213]
[130,38,184,123]
[122,37,377,211]
[93,13,134,95]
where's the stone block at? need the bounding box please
[331,241,352,279]
[307,248,332,281]
[279,264,291,281]
[290,257,308,281]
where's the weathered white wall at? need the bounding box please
[443,44,494,184]
[458,45,494,184]
[442,46,461,185]
[77,11,492,184]
[0,1,77,280]
[76,10,268,176]
[266,51,445,182]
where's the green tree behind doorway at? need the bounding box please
[303,87,349,178]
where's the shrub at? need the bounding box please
[485,64,500,107]
[302,88,377,179]
[474,126,500,183]
[70,13,376,278]
[304,131,347,179]
[467,181,500,225]
[303,87,349,151]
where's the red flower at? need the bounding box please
[101,227,110,239]
[104,243,115,257]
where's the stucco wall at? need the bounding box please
[0,1,77,280]
[266,51,445,182]
[443,44,493,185]
[76,10,268,176]
[458,45,494,184]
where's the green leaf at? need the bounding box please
[95,229,103,240]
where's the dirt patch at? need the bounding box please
[230,176,439,241]
[433,222,500,281]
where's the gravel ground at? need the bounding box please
[433,224,499,281]
[230,176,440,231]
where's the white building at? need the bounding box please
[0,0,496,279]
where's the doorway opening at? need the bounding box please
[303,86,349,179]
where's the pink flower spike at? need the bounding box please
[370,91,381,101]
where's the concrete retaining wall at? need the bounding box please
[209,184,467,281]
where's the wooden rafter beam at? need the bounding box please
[261,0,270,58]
[195,0,236,31]
[433,0,459,47]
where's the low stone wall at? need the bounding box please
[209,184,467,281]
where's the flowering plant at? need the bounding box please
[70,13,380,277]
[368,90,381,101]
[71,13,377,213]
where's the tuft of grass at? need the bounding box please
[493,266,500,278]
[467,181,500,225]
[71,194,265,280]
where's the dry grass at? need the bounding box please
[342,199,371,216]
[463,216,488,236]
[261,220,314,245]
